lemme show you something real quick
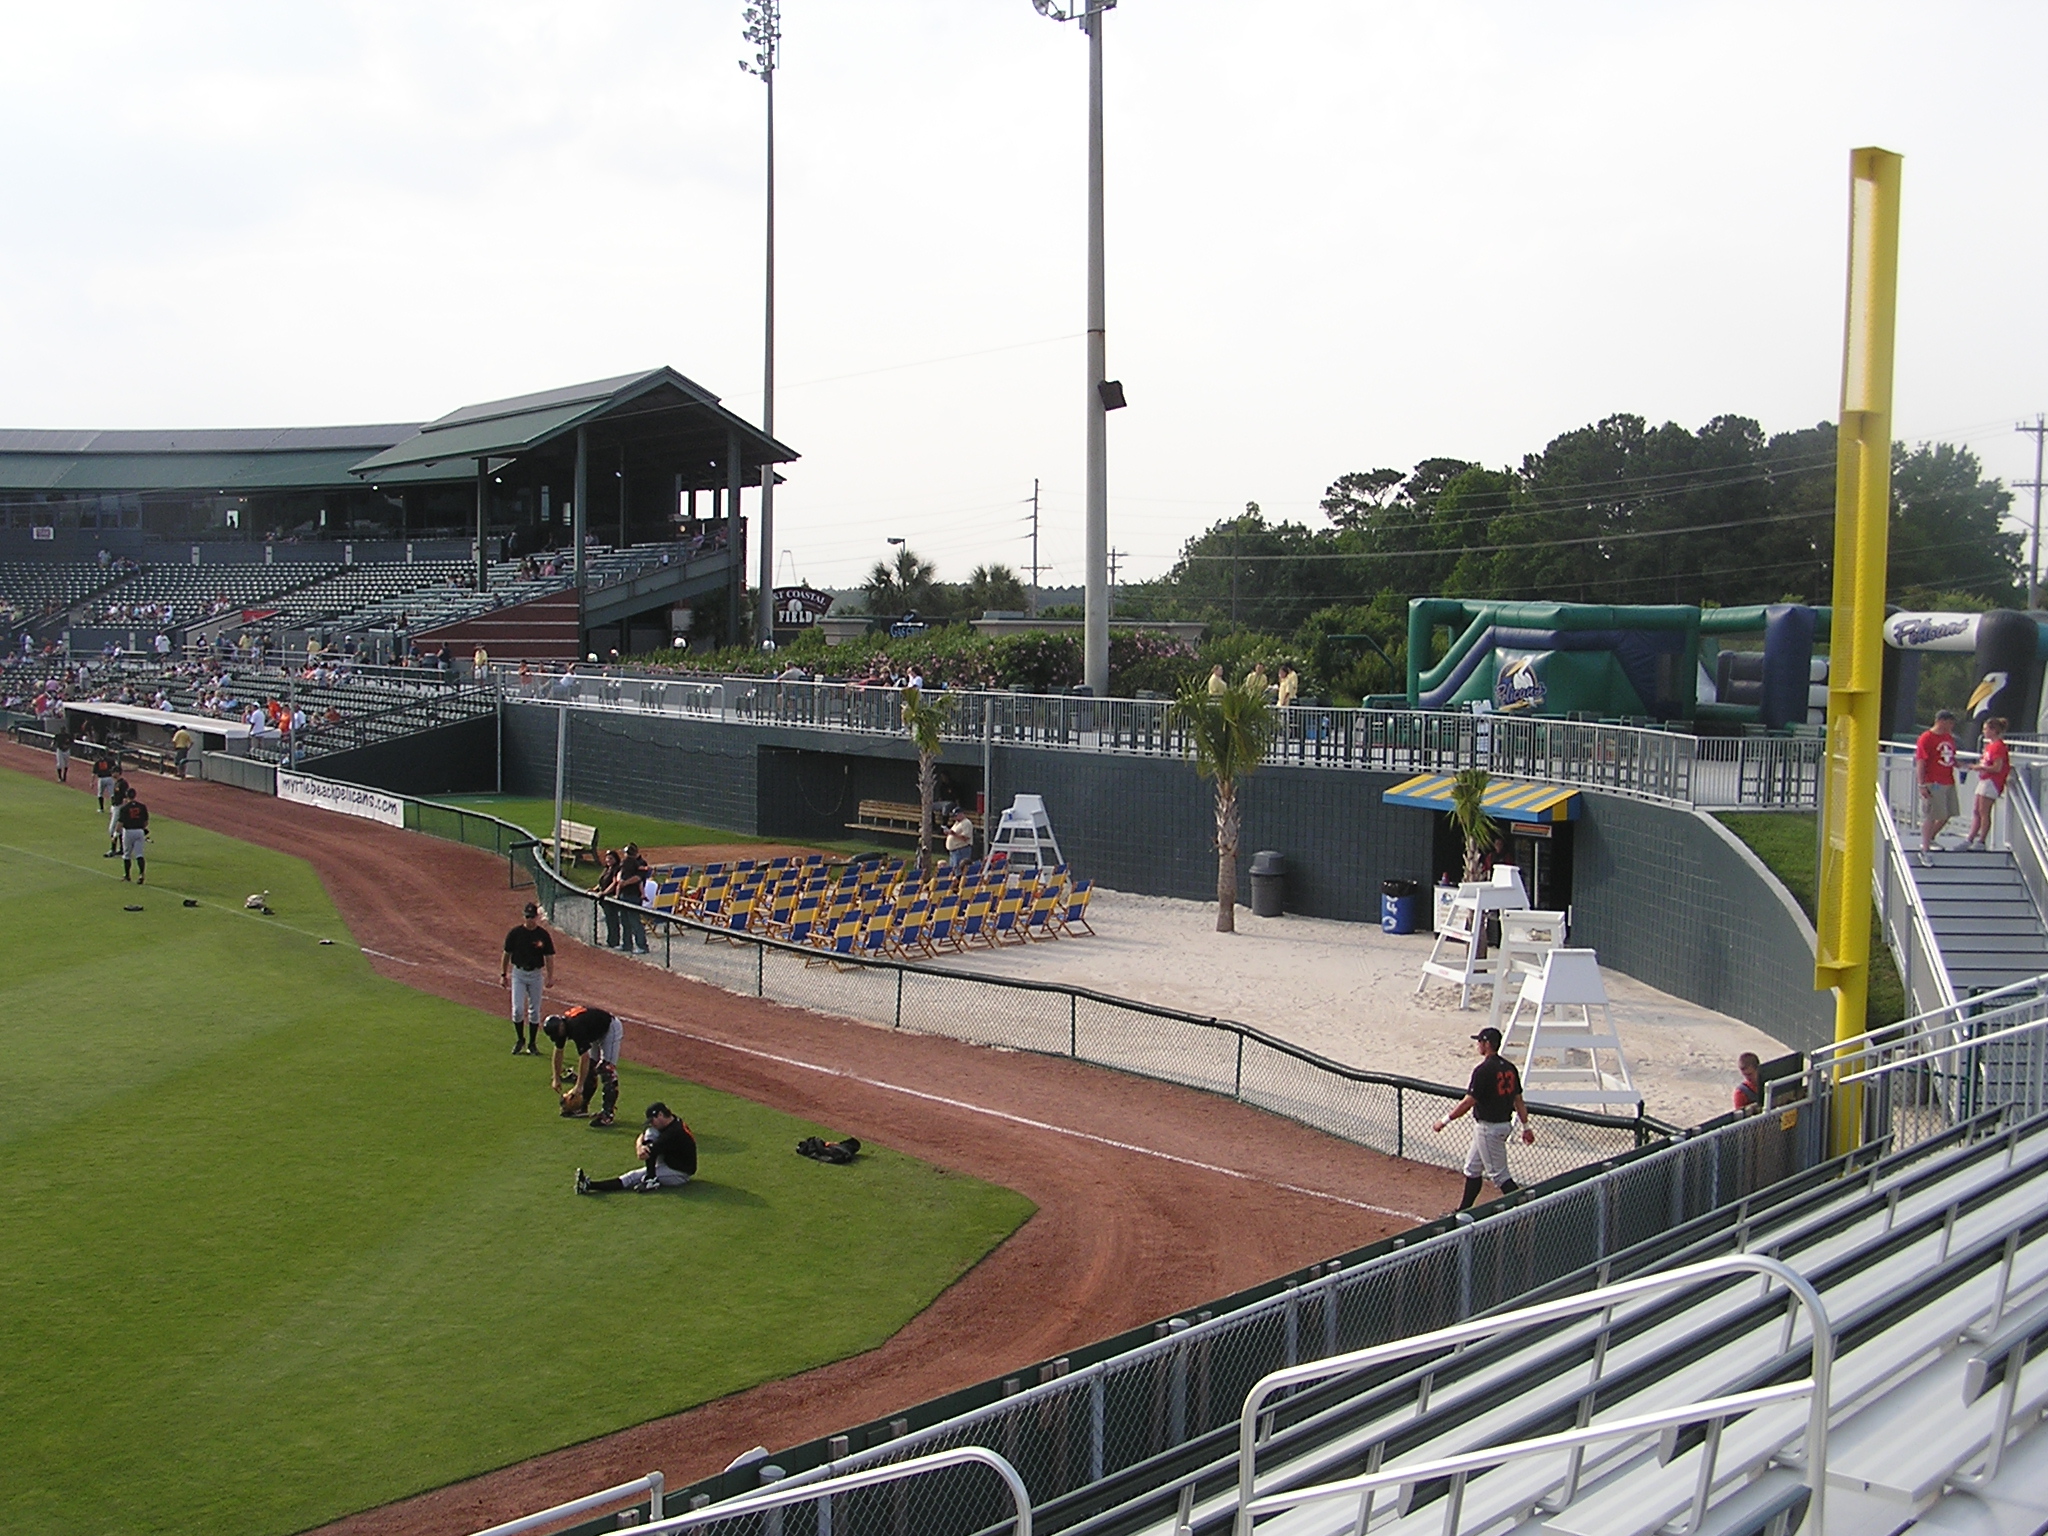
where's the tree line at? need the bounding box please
[1110,412,2021,701]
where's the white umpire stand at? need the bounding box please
[988,793,1064,871]
[1489,907,1571,1035]
[1502,947,1639,1114]
[1417,864,1529,1008]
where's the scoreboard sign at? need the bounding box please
[774,586,833,629]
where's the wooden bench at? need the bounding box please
[845,801,984,842]
[847,800,926,838]
[537,819,600,867]
[124,743,179,776]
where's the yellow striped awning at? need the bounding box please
[1381,773,1582,824]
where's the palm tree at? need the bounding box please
[964,563,1028,615]
[1170,679,1278,932]
[864,547,937,617]
[899,684,958,876]
[1448,768,1496,882]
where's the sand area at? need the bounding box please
[917,885,1787,1131]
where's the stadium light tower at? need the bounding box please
[741,1,782,652]
[1031,0,1117,698]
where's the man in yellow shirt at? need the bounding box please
[1276,666,1299,709]
[170,726,194,780]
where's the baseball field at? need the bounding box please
[0,764,1034,1536]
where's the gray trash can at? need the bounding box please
[1249,850,1286,918]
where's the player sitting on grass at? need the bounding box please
[543,1006,621,1127]
[577,1102,695,1194]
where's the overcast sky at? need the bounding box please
[3,2,2044,590]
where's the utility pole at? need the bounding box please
[1108,547,1125,616]
[1031,0,1115,696]
[1029,478,1042,617]
[743,2,781,651]
[2019,414,2046,608]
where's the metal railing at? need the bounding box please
[582,1447,1031,1536]
[521,852,1665,1181]
[1873,756,1956,1015]
[1234,1254,1833,1536]
[471,1471,663,1536]
[686,1107,1823,1531]
[491,666,1824,811]
[1799,975,2048,1150]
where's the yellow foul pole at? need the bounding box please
[1814,148,1902,1155]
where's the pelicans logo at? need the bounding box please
[1494,654,1547,713]
[1967,671,2008,719]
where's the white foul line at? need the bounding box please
[621,1014,1426,1222]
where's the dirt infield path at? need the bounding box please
[2,747,1455,1535]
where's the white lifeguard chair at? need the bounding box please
[1489,908,1571,1037]
[1416,865,1529,1009]
[988,793,1064,871]
[1504,948,1638,1114]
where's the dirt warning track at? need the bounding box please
[2,745,1455,1535]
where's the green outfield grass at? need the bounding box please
[1715,811,1906,1030]
[0,767,1032,1536]
[433,794,886,869]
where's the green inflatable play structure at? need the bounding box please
[1406,599,1834,728]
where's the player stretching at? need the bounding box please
[543,1006,622,1128]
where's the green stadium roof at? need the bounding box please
[0,367,795,497]
[345,367,796,485]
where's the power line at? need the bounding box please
[1176,504,1838,562]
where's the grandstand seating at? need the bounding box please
[0,560,128,627]
[85,560,336,625]
[1028,1111,2048,1536]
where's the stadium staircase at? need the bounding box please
[1876,747,2048,1015]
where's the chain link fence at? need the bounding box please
[501,841,1663,1184]
[607,1107,1820,1536]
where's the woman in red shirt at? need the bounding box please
[1965,717,2012,850]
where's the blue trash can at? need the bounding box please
[1380,878,1419,934]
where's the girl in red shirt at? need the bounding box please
[1965,717,2012,850]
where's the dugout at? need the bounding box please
[1385,772,1581,912]
[757,746,984,847]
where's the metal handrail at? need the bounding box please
[2005,772,2048,935]
[616,1447,1030,1536]
[1808,975,2048,1068]
[469,1472,663,1536]
[1871,757,1956,1014]
[1233,1254,1832,1536]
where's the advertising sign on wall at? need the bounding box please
[276,772,405,828]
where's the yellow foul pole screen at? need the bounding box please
[1815,148,1901,1150]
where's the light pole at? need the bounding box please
[1032,0,1117,697]
[742,2,781,652]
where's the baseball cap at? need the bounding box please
[645,1101,672,1121]
[1935,709,1956,721]
[1472,1027,1504,1047]
[523,902,539,917]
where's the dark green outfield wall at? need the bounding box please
[482,702,1827,1047]
[1571,794,1835,1054]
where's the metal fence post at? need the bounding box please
[1396,1085,1404,1159]
[895,967,904,1028]
[1234,1032,1244,1099]
[1089,1371,1106,1482]
[758,940,766,998]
